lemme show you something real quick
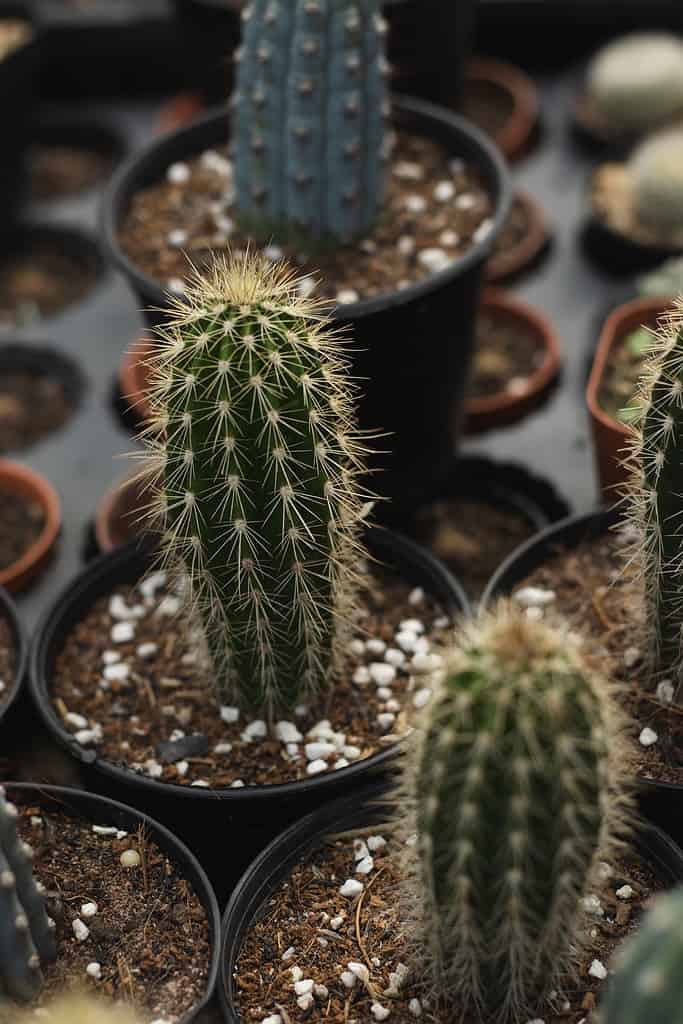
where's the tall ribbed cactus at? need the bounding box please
[625,301,683,697]
[397,603,632,1024]
[0,788,56,1004]
[599,886,683,1024]
[232,0,390,245]
[140,253,368,713]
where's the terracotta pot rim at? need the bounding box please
[464,288,562,426]
[465,56,539,161]
[119,334,154,423]
[0,460,61,592]
[95,470,141,555]
[485,187,548,283]
[155,90,205,136]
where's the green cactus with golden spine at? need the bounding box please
[396,603,633,1024]
[139,253,369,714]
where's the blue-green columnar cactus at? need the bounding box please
[600,886,683,1024]
[0,788,56,1004]
[232,0,390,245]
[140,252,369,714]
[398,603,632,1024]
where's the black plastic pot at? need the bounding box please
[4,782,221,1023]
[29,526,468,904]
[0,2,40,233]
[30,114,126,201]
[481,506,683,848]
[219,785,683,1022]
[0,584,27,730]
[0,342,84,423]
[101,99,511,505]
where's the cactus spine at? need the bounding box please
[397,603,632,1024]
[599,886,683,1024]
[232,0,391,245]
[625,301,683,697]
[140,253,368,713]
[0,788,56,1004]
[631,130,683,235]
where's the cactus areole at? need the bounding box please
[232,0,390,246]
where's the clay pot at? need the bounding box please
[0,460,61,592]
[586,296,671,499]
[462,57,539,162]
[486,189,549,282]
[118,334,154,423]
[94,471,150,553]
[465,289,562,434]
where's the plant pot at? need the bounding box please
[0,2,40,234]
[118,333,153,425]
[465,287,562,434]
[0,459,61,593]
[101,99,511,505]
[0,583,26,729]
[4,782,221,1022]
[461,57,539,161]
[586,296,670,499]
[218,786,683,1022]
[486,189,550,282]
[0,341,84,454]
[481,506,683,849]
[29,527,468,903]
[94,470,149,554]
[29,113,125,201]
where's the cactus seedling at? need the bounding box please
[398,602,632,1024]
[232,0,391,246]
[139,252,369,714]
[599,886,683,1024]
[0,787,56,1004]
[587,32,683,135]
[630,130,683,236]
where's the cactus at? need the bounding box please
[397,602,632,1024]
[139,252,369,714]
[4,994,140,1024]
[637,257,683,298]
[630,129,683,235]
[0,787,56,1004]
[599,886,683,1024]
[232,0,391,246]
[587,32,683,134]
[624,301,683,697]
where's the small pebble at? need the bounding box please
[80,902,98,918]
[86,962,102,980]
[366,638,387,656]
[241,719,267,741]
[417,247,450,272]
[297,994,314,1011]
[168,229,188,249]
[167,162,190,184]
[377,712,396,730]
[367,835,386,852]
[589,960,608,980]
[120,849,141,868]
[397,236,415,256]
[275,721,303,743]
[353,666,371,686]
[65,712,88,730]
[473,218,493,244]
[356,856,374,875]
[220,706,240,723]
[439,229,460,247]
[281,947,295,961]
[434,180,455,202]
[348,962,370,984]
[514,586,556,608]
[336,289,359,305]
[405,195,427,213]
[616,885,634,900]
[639,727,658,747]
[167,278,185,295]
[393,160,423,180]
[305,741,335,761]
[369,663,396,686]
[340,878,363,898]
[341,971,356,989]
[72,918,89,942]
[409,999,422,1017]
[137,642,158,659]
[623,646,641,668]
[294,979,314,996]
[384,648,405,668]
[371,1004,391,1021]
[656,680,675,703]
[307,759,327,775]
[413,688,432,709]
[214,742,233,755]
[111,621,135,644]
[261,1016,282,1024]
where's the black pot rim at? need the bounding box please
[0,222,106,302]
[29,525,468,802]
[217,784,683,1022]
[0,339,86,410]
[481,504,683,795]
[100,95,511,321]
[4,781,221,1024]
[0,585,27,727]
[33,112,127,162]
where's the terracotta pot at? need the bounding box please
[94,472,150,553]
[156,90,205,135]
[465,289,562,434]
[118,334,154,423]
[0,460,61,592]
[587,296,672,499]
[486,189,549,282]
[462,57,539,162]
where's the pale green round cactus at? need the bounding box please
[587,32,683,134]
[398,603,632,1024]
[600,886,683,1024]
[631,130,683,235]
[139,252,369,714]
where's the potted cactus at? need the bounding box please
[219,603,683,1023]
[102,0,510,506]
[30,253,467,901]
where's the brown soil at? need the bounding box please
[591,163,683,248]
[516,528,683,784]
[0,237,99,324]
[30,144,115,200]
[0,615,16,711]
[6,791,211,1023]
[460,76,514,139]
[118,134,493,303]
[0,370,74,453]
[0,490,45,571]
[51,568,451,788]
[234,826,660,1024]
[469,306,545,401]
[0,18,32,60]
[491,193,529,261]
[415,496,536,602]
[597,325,651,424]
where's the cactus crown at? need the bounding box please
[599,885,683,1024]
[232,0,391,247]
[0,788,56,1005]
[623,300,683,698]
[138,252,370,714]
[396,603,632,1024]
[630,130,683,233]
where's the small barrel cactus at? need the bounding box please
[398,602,632,1024]
[232,0,391,245]
[630,129,683,235]
[587,32,683,135]
[599,886,683,1024]
[140,252,368,713]
[0,788,56,1004]
[637,256,683,298]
